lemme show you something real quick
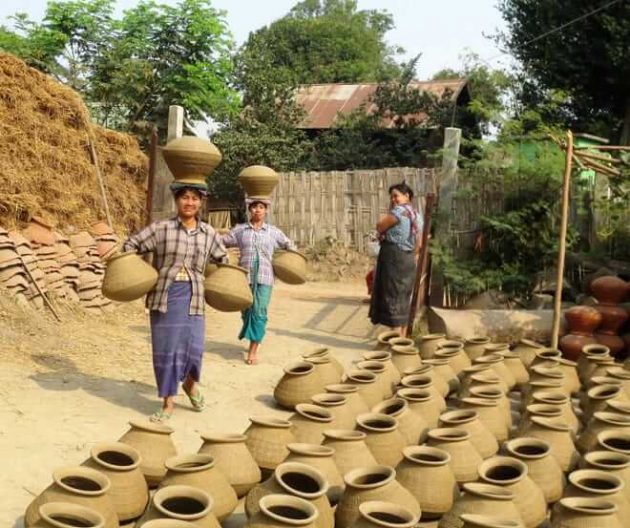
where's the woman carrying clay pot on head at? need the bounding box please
[222,198,296,365]
[123,182,228,422]
[369,181,423,338]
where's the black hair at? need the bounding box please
[248,200,268,210]
[388,181,414,200]
[173,187,204,200]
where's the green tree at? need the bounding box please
[237,0,400,99]
[0,0,239,132]
[497,0,630,144]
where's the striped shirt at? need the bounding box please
[122,217,227,314]
[222,223,295,285]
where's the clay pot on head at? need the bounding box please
[160,453,238,521]
[204,263,253,312]
[343,369,382,408]
[275,362,324,409]
[248,494,319,528]
[504,437,565,504]
[577,412,630,454]
[198,433,261,498]
[396,388,442,428]
[245,462,333,528]
[356,360,393,399]
[117,420,177,488]
[363,351,401,390]
[418,334,447,359]
[459,397,509,443]
[477,456,547,528]
[24,467,117,528]
[162,136,222,183]
[238,165,279,197]
[34,502,105,528]
[81,441,149,522]
[273,249,307,285]
[373,397,429,445]
[459,514,524,528]
[311,393,355,430]
[376,330,401,351]
[245,416,296,478]
[426,428,483,484]
[325,384,370,417]
[335,465,420,528]
[355,413,406,467]
[285,443,344,505]
[464,337,491,361]
[437,483,523,528]
[135,484,220,528]
[511,339,545,369]
[321,429,377,476]
[439,409,498,459]
[289,404,334,445]
[352,501,419,528]
[551,497,622,528]
[389,346,422,377]
[522,416,579,472]
[395,446,459,519]
[102,252,158,302]
[303,348,344,375]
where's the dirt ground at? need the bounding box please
[0,279,378,526]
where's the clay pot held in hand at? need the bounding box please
[244,416,296,478]
[118,419,177,488]
[81,441,149,522]
[159,453,238,521]
[102,251,158,302]
[32,502,105,528]
[335,466,420,528]
[204,263,253,312]
[273,249,307,285]
[395,446,459,519]
[24,467,117,528]
[198,433,261,498]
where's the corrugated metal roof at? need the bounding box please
[296,79,467,129]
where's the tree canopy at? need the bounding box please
[497,0,630,144]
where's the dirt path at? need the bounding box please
[0,280,375,526]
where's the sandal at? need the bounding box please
[150,409,172,423]
[183,386,206,412]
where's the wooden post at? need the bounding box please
[407,192,436,335]
[146,126,158,226]
[551,131,574,349]
[167,105,184,142]
[87,134,113,229]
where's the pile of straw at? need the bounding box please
[0,53,147,232]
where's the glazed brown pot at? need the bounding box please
[118,420,177,488]
[395,446,459,519]
[159,453,238,521]
[334,465,420,528]
[561,306,604,361]
[592,276,629,305]
[198,433,261,498]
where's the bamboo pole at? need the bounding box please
[146,127,158,226]
[87,134,113,229]
[551,131,574,350]
[407,192,436,336]
[17,253,62,322]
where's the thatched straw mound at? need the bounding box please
[0,53,147,231]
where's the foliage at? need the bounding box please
[497,0,630,144]
[0,0,239,132]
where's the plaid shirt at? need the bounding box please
[222,223,295,285]
[122,217,227,314]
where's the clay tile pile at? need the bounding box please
[89,221,119,259]
[23,217,68,301]
[0,227,31,307]
[69,231,111,312]
[6,230,48,309]
[54,231,80,303]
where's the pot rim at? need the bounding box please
[325,384,359,394]
[462,482,514,501]
[427,427,470,443]
[465,337,491,345]
[478,456,528,485]
[302,347,330,360]
[582,344,611,356]
[358,501,418,528]
[274,462,329,499]
[249,416,293,429]
[402,364,432,376]
[165,453,215,473]
[52,466,111,496]
[284,361,316,376]
[294,404,333,423]
[606,401,630,414]
[377,330,402,345]
[558,497,618,516]
[153,484,213,519]
[568,469,624,495]
[504,438,551,460]
[128,419,174,435]
[439,409,478,425]
[420,333,445,341]
[311,393,347,407]
[357,360,386,373]
[372,398,408,418]
[344,465,395,489]
[363,351,392,362]
[322,429,366,442]
[258,493,319,526]
[532,391,568,404]
[345,369,377,384]
[529,416,570,431]
[587,384,623,400]
[518,339,544,348]
[606,367,630,380]
[200,432,247,443]
[396,388,431,402]
[594,411,630,426]
[584,450,630,470]
[460,396,499,408]
[38,502,105,528]
[287,443,335,458]
[402,445,451,466]
[525,404,563,418]
[459,513,523,528]
[391,345,420,355]
[356,412,399,432]
[483,343,510,352]
[89,442,142,472]
[389,337,415,348]
[596,430,630,453]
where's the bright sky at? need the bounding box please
[0,0,509,78]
